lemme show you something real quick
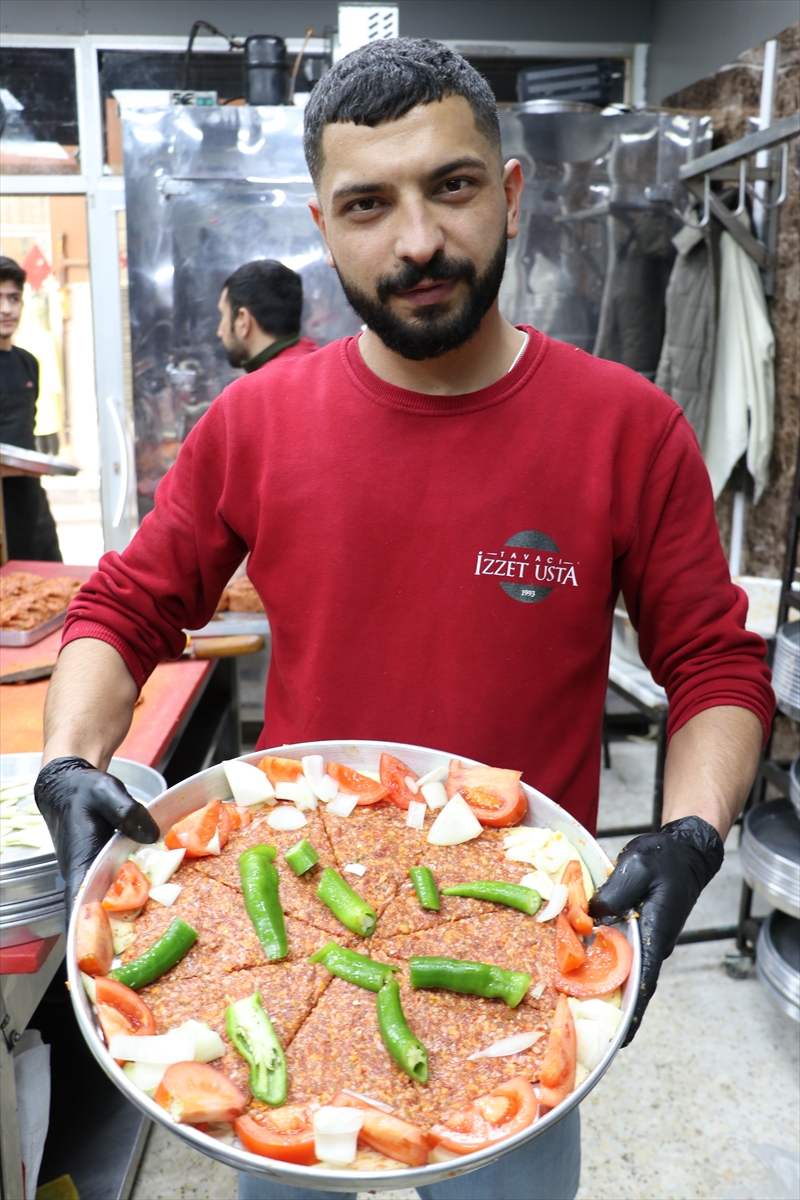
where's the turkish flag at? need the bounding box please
[22,243,51,292]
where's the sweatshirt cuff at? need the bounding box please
[667,692,774,749]
[60,620,149,692]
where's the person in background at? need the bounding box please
[0,255,62,561]
[216,259,317,372]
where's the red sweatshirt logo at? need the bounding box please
[474,530,579,604]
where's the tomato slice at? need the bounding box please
[330,1091,429,1167]
[164,800,231,858]
[326,763,389,805]
[379,753,419,811]
[75,900,114,976]
[234,1105,318,1165]
[428,1076,538,1154]
[154,1062,248,1125]
[555,911,586,974]
[561,861,593,936]
[539,993,576,1109]
[102,860,150,913]
[226,804,252,832]
[445,760,527,826]
[555,926,633,998]
[258,756,303,786]
[95,976,156,1046]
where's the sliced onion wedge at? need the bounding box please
[426,794,482,846]
[406,800,426,830]
[266,806,308,832]
[420,781,448,811]
[178,1020,226,1063]
[343,862,366,876]
[123,1060,168,1096]
[109,1028,195,1064]
[467,1030,545,1060]
[574,1017,609,1073]
[274,779,317,810]
[535,882,568,923]
[404,775,420,795]
[303,756,339,802]
[338,1088,394,1113]
[148,883,182,908]
[519,869,554,902]
[415,765,448,788]
[313,1105,363,1166]
[222,759,276,806]
[327,792,359,818]
[131,846,185,887]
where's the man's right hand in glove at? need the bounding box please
[37,638,153,908]
[35,756,160,909]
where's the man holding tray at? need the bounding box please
[36,39,773,1200]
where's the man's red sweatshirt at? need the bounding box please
[64,328,773,834]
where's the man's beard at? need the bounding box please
[225,338,250,368]
[335,232,508,361]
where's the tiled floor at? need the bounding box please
[130,741,800,1200]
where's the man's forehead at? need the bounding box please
[0,281,23,295]
[318,95,497,189]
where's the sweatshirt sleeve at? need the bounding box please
[618,410,774,744]
[62,396,246,689]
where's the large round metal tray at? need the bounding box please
[740,799,800,920]
[756,910,799,1022]
[789,757,800,820]
[772,620,800,721]
[67,740,640,1193]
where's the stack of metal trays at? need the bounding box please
[790,757,800,819]
[1,753,166,948]
[772,620,800,720]
[740,798,800,919]
[756,910,800,1022]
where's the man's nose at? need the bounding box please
[392,198,446,265]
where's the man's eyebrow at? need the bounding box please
[330,157,490,205]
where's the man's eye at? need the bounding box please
[350,198,380,213]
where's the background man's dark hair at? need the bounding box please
[303,38,501,185]
[222,259,303,337]
[0,256,26,289]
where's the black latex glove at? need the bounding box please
[35,756,160,909]
[589,815,724,1045]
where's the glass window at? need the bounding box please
[0,48,80,174]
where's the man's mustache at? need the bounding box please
[375,253,477,304]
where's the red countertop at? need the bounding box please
[1,560,213,769]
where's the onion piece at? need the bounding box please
[530,982,546,1000]
[178,1020,226,1063]
[274,780,317,810]
[420,781,448,811]
[327,792,359,818]
[467,1030,545,1060]
[313,1105,363,1166]
[338,1088,394,1113]
[303,757,339,803]
[205,829,222,856]
[574,1017,609,1073]
[406,800,426,830]
[123,1060,168,1097]
[519,869,554,901]
[131,846,185,887]
[81,971,96,1003]
[503,826,549,850]
[108,1028,195,1064]
[266,806,308,832]
[428,1145,461,1164]
[426,794,482,846]
[535,882,568,923]
[569,998,623,1036]
[343,862,366,876]
[222,759,276,806]
[404,775,420,795]
[148,883,182,908]
[415,765,448,788]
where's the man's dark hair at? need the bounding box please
[222,259,302,336]
[0,256,26,289]
[303,38,501,185]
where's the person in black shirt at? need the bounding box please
[0,255,62,561]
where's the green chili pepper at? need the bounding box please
[440,880,541,916]
[308,940,397,991]
[285,838,320,876]
[239,845,288,961]
[409,866,440,911]
[376,978,429,1083]
[226,990,287,1106]
[409,956,531,1008]
[109,917,197,990]
[316,867,377,937]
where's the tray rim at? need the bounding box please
[66,738,641,1192]
[0,607,66,646]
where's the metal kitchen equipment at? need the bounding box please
[497,105,712,374]
[120,104,360,521]
[0,754,165,947]
[772,620,800,721]
[790,757,800,820]
[740,798,800,920]
[68,739,640,1193]
[756,910,800,1022]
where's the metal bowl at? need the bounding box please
[789,758,800,820]
[67,740,640,1193]
[756,910,799,1023]
[740,799,800,920]
[772,620,800,722]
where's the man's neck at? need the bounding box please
[0,336,13,352]
[357,303,526,396]
[244,329,277,360]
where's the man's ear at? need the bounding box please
[503,159,524,241]
[308,197,336,268]
[235,306,254,339]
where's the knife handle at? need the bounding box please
[190,634,265,659]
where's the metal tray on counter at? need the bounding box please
[740,799,800,920]
[68,739,640,1194]
[186,611,270,639]
[0,607,68,647]
[756,910,800,1022]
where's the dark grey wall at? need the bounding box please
[648,0,799,101]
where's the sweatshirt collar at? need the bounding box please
[341,326,544,415]
[243,332,301,373]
